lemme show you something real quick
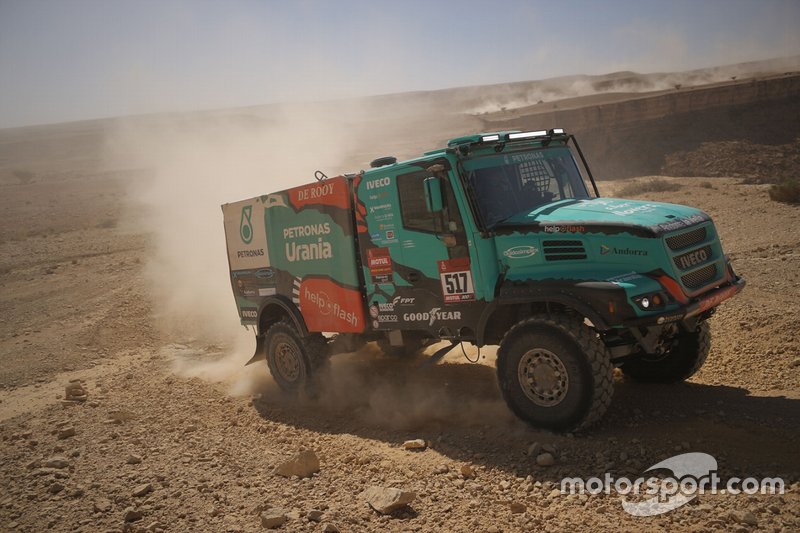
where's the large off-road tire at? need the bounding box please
[622,321,711,383]
[496,315,613,432]
[264,320,327,394]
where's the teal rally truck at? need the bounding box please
[222,129,745,432]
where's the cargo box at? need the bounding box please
[222,176,366,333]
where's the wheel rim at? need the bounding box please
[274,337,302,382]
[517,348,569,406]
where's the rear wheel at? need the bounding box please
[622,321,710,383]
[496,315,613,432]
[265,320,327,393]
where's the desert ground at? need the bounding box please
[1,59,799,532]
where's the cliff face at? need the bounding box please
[484,74,800,179]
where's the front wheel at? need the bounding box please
[621,321,711,383]
[496,315,613,432]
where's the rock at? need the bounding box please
[275,450,320,478]
[731,510,758,526]
[124,508,143,522]
[94,498,112,513]
[132,483,153,497]
[57,427,76,439]
[260,510,288,528]
[361,485,416,514]
[322,524,339,533]
[307,510,324,522]
[65,381,88,402]
[433,464,449,474]
[126,455,142,465]
[402,439,426,450]
[48,482,65,494]
[460,464,476,479]
[527,442,542,456]
[499,480,511,490]
[45,456,70,469]
[509,502,526,513]
[453,479,465,489]
[536,453,555,466]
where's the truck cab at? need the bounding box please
[356,130,742,349]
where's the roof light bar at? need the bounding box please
[507,130,547,140]
[480,134,500,142]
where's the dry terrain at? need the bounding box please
[1,64,799,532]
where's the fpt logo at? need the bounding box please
[240,205,253,244]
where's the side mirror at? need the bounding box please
[424,176,443,212]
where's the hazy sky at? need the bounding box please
[1,0,799,128]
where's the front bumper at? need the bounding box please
[627,275,746,327]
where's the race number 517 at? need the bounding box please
[439,263,475,303]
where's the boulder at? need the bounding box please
[361,485,416,514]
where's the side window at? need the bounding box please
[397,170,441,233]
[397,168,467,258]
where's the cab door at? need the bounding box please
[357,162,480,334]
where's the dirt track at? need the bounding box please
[1,169,799,532]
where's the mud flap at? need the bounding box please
[420,341,458,367]
[245,334,266,366]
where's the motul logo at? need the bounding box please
[679,249,708,269]
[369,257,390,267]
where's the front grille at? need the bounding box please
[666,226,707,250]
[681,264,718,288]
[673,245,713,271]
[543,240,587,261]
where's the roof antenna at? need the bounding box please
[314,170,328,182]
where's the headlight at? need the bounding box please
[633,292,667,311]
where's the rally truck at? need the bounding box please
[222,129,745,432]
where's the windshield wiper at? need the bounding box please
[491,214,516,227]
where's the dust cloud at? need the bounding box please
[107,103,367,392]
[283,343,516,431]
[465,55,800,115]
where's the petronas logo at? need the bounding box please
[240,205,253,244]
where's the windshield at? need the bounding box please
[463,146,590,228]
